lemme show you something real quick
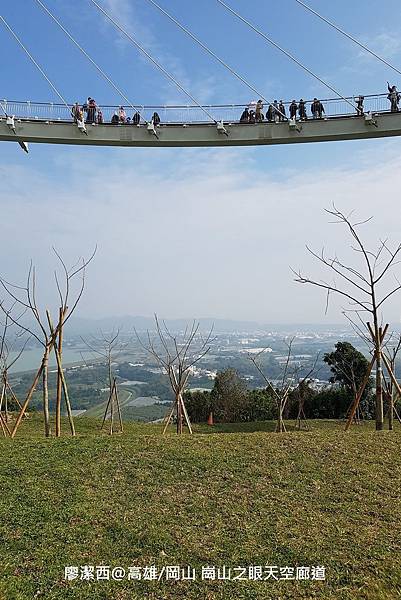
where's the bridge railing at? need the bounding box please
[0,93,393,124]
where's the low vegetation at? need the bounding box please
[1,415,400,600]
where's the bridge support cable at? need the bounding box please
[32,0,146,122]
[0,15,69,109]
[88,0,225,131]
[144,0,287,122]
[294,0,401,78]
[216,0,358,114]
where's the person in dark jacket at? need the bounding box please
[387,82,400,112]
[272,100,280,122]
[311,98,325,119]
[152,112,161,125]
[86,98,97,124]
[299,99,307,121]
[266,104,274,122]
[289,100,298,120]
[248,110,256,124]
[355,95,364,116]
[240,108,249,123]
[111,112,119,124]
[132,111,141,125]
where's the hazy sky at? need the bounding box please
[1,0,401,324]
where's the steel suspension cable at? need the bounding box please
[216,0,357,112]
[33,0,145,118]
[144,0,286,118]
[294,0,401,78]
[0,14,69,108]
[88,0,219,123]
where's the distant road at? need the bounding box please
[83,389,133,419]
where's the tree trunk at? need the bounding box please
[43,346,51,438]
[375,348,384,431]
[110,380,114,435]
[177,393,182,434]
[389,390,394,431]
[371,323,384,431]
[276,404,284,433]
[55,307,64,437]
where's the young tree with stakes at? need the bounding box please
[81,329,126,435]
[0,248,96,438]
[0,305,30,435]
[293,207,401,431]
[248,339,318,433]
[136,316,213,435]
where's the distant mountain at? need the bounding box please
[65,315,352,335]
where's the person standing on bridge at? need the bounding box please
[86,98,97,124]
[240,108,249,123]
[387,83,400,112]
[289,100,298,120]
[278,101,286,121]
[273,100,280,122]
[266,104,274,122]
[299,99,307,121]
[71,102,82,123]
[311,98,325,119]
[132,111,141,125]
[355,95,364,117]
[255,100,264,122]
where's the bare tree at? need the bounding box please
[0,248,96,438]
[248,339,318,433]
[0,306,30,433]
[136,316,213,435]
[293,206,401,431]
[81,329,127,435]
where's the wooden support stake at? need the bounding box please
[47,310,75,437]
[162,402,176,435]
[55,307,65,437]
[11,361,45,438]
[345,357,375,431]
[114,378,123,434]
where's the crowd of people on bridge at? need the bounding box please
[240,97,325,123]
[240,83,400,124]
[71,97,161,126]
[70,83,400,127]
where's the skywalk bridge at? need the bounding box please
[2,0,401,152]
[1,94,401,150]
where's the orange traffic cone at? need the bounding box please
[207,411,214,426]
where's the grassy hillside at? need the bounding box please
[0,416,400,599]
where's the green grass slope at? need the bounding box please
[0,416,400,600]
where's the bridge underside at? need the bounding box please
[1,112,401,148]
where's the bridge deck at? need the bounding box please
[1,94,401,148]
[1,112,401,148]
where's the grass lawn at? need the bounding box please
[0,415,400,599]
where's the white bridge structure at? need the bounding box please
[1,94,401,150]
[1,0,401,152]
